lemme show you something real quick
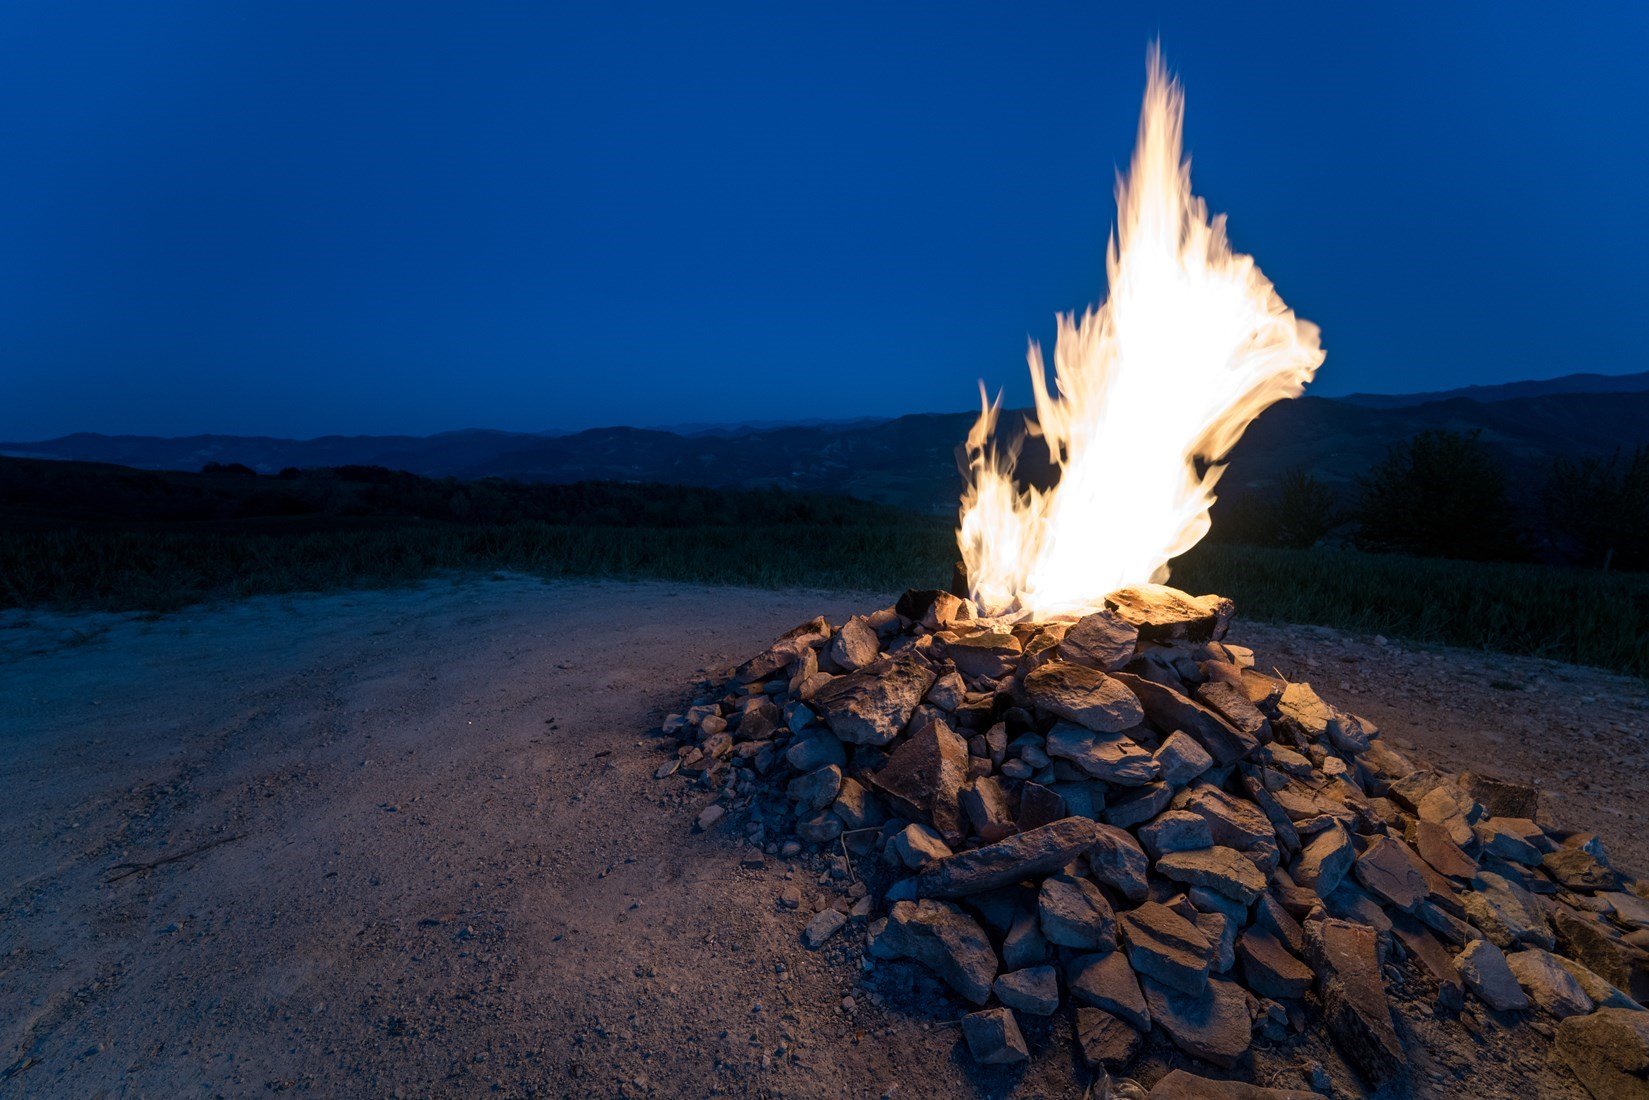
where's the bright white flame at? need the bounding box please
[960,46,1324,619]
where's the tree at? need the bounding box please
[1353,429,1522,560]
[1271,468,1339,548]
[1543,446,1649,570]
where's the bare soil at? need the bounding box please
[2,576,1645,1098]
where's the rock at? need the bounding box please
[831,778,884,830]
[1456,939,1531,1012]
[1068,949,1151,1030]
[1104,782,1175,829]
[1549,952,1644,1012]
[1024,662,1144,733]
[1153,731,1214,786]
[1552,1009,1649,1100]
[871,899,997,1004]
[1146,1070,1321,1099]
[888,822,952,869]
[1602,892,1649,931]
[1464,871,1554,950]
[1173,784,1275,851]
[1059,609,1140,671]
[1353,835,1429,912]
[1155,847,1266,906]
[994,966,1060,1016]
[1545,847,1621,892]
[1017,782,1066,831]
[1105,585,1233,642]
[1139,810,1213,858]
[1414,818,1478,880]
[926,671,967,711]
[1194,680,1271,742]
[1038,874,1117,951]
[1003,908,1050,969]
[1307,918,1404,1088]
[1237,927,1314,1000]
[1140,974,1252,1068]
[1477,818,1545,865]
[695,804,726,831]
[788,764,843,811]
[1088,824,1151,902]
[870,717,969,843]
[1294,825,1355,896]
[1113,673,1256,766]
[895,588,952,624]
[1507,948,1595,1019]
[828,616,880,672]
[1461,772,1539,819]
[1417,786,1477,850]
[796,809,844,845]
[802,908,848,948]
[1276,680,1335,740]
[1044,722,1159,785]
[1553,908,1649,998]
[811,652,936,746]
[1120,901,1212,996]
[1195,909,1237,973]
[1076,1006,1143,1073]
[1391,912,1466,1012]
[960,1006,1030,1064]
[959,775,1016,843]
[915,817,1103,898]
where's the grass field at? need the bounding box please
[3,463,1645,677]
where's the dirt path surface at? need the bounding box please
[3,576,1646,1098]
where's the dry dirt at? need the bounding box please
[2,575,1646,1099]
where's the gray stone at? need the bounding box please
[1140,974,1252,1069]
[788,764,843,811]
[1456,938,1530,1012]
[1104,781,1174,829]
[1172,783,1275,851]
[959,775,1016,843]
[1120,901,1212,996]
[961,1006,1029,1064]
[1293,824,1354,896]
[810,652,936,746]
[1413,818,1478,880]
[869,716,969,843]
[1391,912,1466,1012]
[1044,722,1159,785]
[887,822,951,869]
[1507,948,1594,1019]
[1139,810,1212,858]
[1059,608,1139,671]
[1353,834,1428,912]
[1463,871,1553,950]
[1307,918,1404,1088]
[796,809,843,845]
[994,966,1060,1016]
[785,729,846,773]
[1155,846,1266,905]
[1104,585,1233,642]
[915,817,1102,898]
[925,671,967,711]
[1002,909,1050,969]
[1038,874,1117,951]
[1476,818,1544,865]
[831,778,884,830]
[1024,662,1144,733]
[1113,672,1256,766]
[871,899,997,1004]
[1088,824,1150,902]
[827,615,880,671]
[1076,1006,1143,1074]
[1238,927,1313,1000]
[1552,1009,1649,1100]
[1153,731,1214,786]
[1068,949,1151,1030]
[944,630,1022,679]
[802,908,848,948]
[1194,680,1271,743]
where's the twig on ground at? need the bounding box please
[104,833,246,883]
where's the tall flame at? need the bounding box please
[960,47,1324,619]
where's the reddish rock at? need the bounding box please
[1024,662,1144,733]
[1104,584,1234,642]
[1552,1008,1649,1100]
[1120,901,1213,996]
[960,1006,1029,1064]
[1237,927,1313,1000]
[1413,818,1478,881]
[870,716,969,844]
[959,775,1016,843]
[1353,835,1429,912]
[1307,918,1404,1088]
[1113,673,1257,766]
[1140,974,1252,1069]
[1058,609,1139,671]
[915,817,1103,898]
[811,652,936,746]
[1075,1006,1142,1074]
[870,899,997,1004]
[1194,680,1271,742]
[1067,949,1150,1030]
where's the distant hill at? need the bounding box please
[1339,369,1649,409]
[6,370,1648,515]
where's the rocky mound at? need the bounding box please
[656,585,1649,1098]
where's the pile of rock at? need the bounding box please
[657,584,1649,1098]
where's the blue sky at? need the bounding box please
[2,1,1646,438]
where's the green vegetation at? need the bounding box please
[1352,429,1523,561]
[3,457,1645,677]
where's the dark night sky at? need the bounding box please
[2,1,1646,439]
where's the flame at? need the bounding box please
[959,46,1324,619]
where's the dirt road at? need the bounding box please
[2,576,1645,1098]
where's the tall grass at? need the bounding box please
[2,521,1644,677]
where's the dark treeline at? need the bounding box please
[1213,430,1649,572]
